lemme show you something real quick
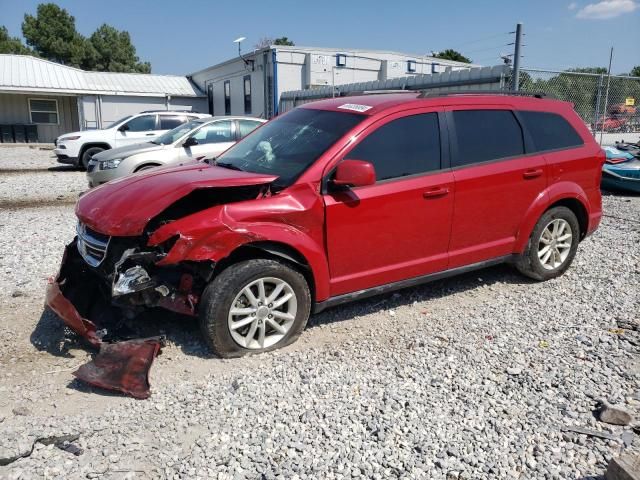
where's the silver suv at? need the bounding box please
[87,116,265,187]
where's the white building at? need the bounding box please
[189,45,474,119]
[0,55,206,142]
[0,47,474,143]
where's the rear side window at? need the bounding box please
[348,113,441,181]
[452,110,524,167]
[520,111,584,152]
[159,115,186,130]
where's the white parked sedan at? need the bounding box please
[86,116,266,187]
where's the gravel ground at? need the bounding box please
[0,145,60,170]
[0,146,86,207]
[0,147,639,480]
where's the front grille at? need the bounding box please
[77,222,110,267]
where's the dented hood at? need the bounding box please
[76,163,277,236]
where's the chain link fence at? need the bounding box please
[518,68,640,137]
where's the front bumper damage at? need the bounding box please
[45,239,201,398]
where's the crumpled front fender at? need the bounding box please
[147,183,332,301]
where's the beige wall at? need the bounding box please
[0,93,79,142]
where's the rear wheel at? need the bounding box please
[199,259,311,358]
[515,206,580,281]
[80,146,105,170]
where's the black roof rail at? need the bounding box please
[417,90,553,99]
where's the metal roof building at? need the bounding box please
[0,55,206,142]
[189,45,475,119]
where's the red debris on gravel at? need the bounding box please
[73,338,163,399]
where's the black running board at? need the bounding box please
[313,255,515,314]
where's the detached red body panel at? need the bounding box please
[73,338,162,399]
[46,280,101,347]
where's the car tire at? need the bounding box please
[515,206,580,281]
[199,259,311,358]
[81,147,105,170]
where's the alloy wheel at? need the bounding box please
[537,218,573,270]
[227,277,297,349]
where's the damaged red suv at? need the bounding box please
[47,93,603,358]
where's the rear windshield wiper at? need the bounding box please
[215,161,244,172]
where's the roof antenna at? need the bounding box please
[233,37,251,69]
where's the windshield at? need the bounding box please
[153,120,202,145]
[217,108,364,187]
[105,115,133,129]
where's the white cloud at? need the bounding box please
[568,2,578,10]
[576,0,638,19]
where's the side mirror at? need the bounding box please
[118,124,129,132]
[332,159,376,188]
[183,136,198,148]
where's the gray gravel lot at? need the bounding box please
[0,146,86,207]
[0,147,639,479]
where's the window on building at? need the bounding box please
[243,75,252,115]
[224,80,231,115]
[159,115,186,130]
[191,120,233,144]
[347,113,441,181]
[29,99,58,124]
[123,114,157,132]
[519,111,584,152]
[451,110,524,167]
[407,60,417,73]
[207,84,214,115]
[238,119,262,138]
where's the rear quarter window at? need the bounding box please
[519,111,584,152]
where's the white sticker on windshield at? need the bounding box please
[337,103,372,113]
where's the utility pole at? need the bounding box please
[512,23,523,91]
[599,47,614,146]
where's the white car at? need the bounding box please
[86,116,266,187]
[54,110,210,169]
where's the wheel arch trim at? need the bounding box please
[514,182,591,253]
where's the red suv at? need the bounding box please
[47,93,604,358]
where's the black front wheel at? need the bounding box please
[199,259,311,358]
[80,147,105,170]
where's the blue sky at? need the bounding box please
[1,0,638,75]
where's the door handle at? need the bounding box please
[423,187,450,198]
[523,168,543,179]
[145,133,155,136]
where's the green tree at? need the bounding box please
[0,26,33,55]
[273,36,294,46]
[88,24,151,73]
[567,67,607,74]
[631,66,640,77]
[21,3,90,67]
[434,49,471,63]
[20,2,151,72]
